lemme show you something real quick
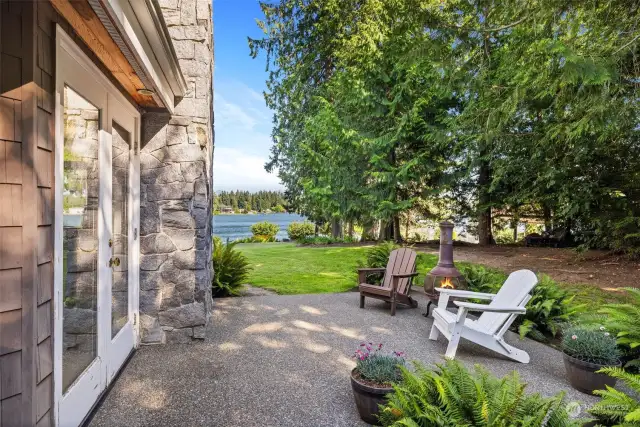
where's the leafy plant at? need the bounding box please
[378,359,582,427]
[459,264,503,294]
[287,221,315,241]
[353,343,405,386]
[364,242,400,268]
[516,275,585,341]
[589,368,640,426]
[250,221,279,240]
[211,237,251,297]
[599,288,640,356]
[298,235,357,245]
[562,324,621,366]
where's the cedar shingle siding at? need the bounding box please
[0,1,118,425]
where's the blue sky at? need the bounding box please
[213,0,283,191]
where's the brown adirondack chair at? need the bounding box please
[358,248,419,316]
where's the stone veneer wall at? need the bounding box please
[138,0,214,344]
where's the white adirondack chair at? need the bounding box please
[428,269,538,364]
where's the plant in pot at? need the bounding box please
[351,343,405,425]
[562,324,621,394]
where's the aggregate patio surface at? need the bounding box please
[90,290,598,427]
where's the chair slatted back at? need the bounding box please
[381,248,417,294]
[476,269,538,334]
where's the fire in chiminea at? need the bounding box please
[423,221,466,316]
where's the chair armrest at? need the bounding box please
[391,272,418,278]
[434,288,495,300]
[453,301,526,314]
[358,268,386,285]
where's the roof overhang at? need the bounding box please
[88,0,188,113]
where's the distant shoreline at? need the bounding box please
[214,212,295,216]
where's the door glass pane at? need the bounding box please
[62,86,99,393]
[111,121,130,338]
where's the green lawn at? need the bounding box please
[237,243,437,295]
[237,243,625,305]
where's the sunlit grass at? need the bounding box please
[237,243,437,295]
[236,243,625,304]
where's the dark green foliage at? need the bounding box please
[250,221,280,240]
[211,237,251,297]
[354,343,405,386]
[562,325,621,366]
[378,360,582,427]
[250,0,640,255]
[287,221,316,241]
[297,235,358,245]
[459,264,504,294]
[365,242,401,268]
[516,275,585,341]
[589,367,640,426]
[599,288,640,357]
[214,190,287,213]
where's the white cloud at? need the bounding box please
[214,79,280,191]
[215,92,258,130]
[213,147,283,191]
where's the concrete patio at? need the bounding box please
[90,290,596,426]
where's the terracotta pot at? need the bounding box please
[563,352,620,394]
[351,369,393,425]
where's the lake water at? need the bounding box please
[212,213,307,241]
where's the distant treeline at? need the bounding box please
[214,190,287,213]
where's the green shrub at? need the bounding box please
[287,221,315,241]
[598,288,640,358]
[250,221,279,240]
[233,235,276,243]
[298,235,357,245]
[353,343,405,386]
[459,264,503,294]
[211,237,251,297]
[589,368,640,426]
[562,324,621,365]
[364,241,400,268]
[379,360,582,427]
[516,275,585,341]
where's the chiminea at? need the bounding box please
[424,221,466,316]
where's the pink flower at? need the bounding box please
[571,335,578,340]
[378,343,383,350]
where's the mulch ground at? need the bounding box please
[415,243,640,290]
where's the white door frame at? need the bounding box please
[54,25,141,427]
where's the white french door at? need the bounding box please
[54,26,140,427]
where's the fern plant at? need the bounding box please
[378,360,583,427]
[598,288,640,362]
[211,236,251,297]
[589,368,640,426]
[515,275,585,341]
[365,241,401,268]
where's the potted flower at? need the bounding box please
[562,324,621,394]
[351,343,405,425]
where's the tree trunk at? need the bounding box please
[315,223,319,236]
[393,215,402,243]
[477,160,493,245]
[347,221,354,238]
[331,218,343,238]
[379,220,393,241]
[405,217,410,240]
[543,204,552,232]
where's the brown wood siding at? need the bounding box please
[0,1,54,425]
[1,1,142,424]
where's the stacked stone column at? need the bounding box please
[139,0,214,344]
